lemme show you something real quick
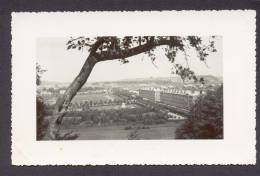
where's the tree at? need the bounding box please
[36,63,48,140]
[49,36,217,139]
[193,85,223,120]
[175,85,223,139]
[36,63,46,86]
[37,96,49,140]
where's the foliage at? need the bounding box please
[65,105,167,127]
[66,36,217,83]
[36,96,49,140]
[36,64,48,140]
[36,63,46,86]
[175,85,223,139]
[193,85,223,119]
[124,126,132,130]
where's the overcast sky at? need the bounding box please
[37,36,222,83]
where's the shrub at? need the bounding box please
[124,126,132,130]
[175,117,223,139]
[128,129,139,140]
[36,96,49,140]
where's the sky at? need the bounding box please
[37,36,222,83]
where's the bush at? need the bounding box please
[143,126,150,129]
[124,126,132,130]
[128,129,139,140]
[36,96,49,140]
[136,126,150,130]
[175,117,223,139]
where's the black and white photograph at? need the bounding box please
[36,36,223,140]
[11,11,255,165]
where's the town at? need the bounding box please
[38,76,222,140]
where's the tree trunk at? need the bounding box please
[49,54,98,139]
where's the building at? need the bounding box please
[139,89,155,101]
[139,88,195,114]
[59,90,66,94]
[154,89,161,102]
[160,92,193,111]
[40,90,52,96]
[167,112,186,120]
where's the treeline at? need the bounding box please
[64,107,168,126]
[40,86,105,93]
[68,98,135,111]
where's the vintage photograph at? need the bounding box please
[12,11,255,165]
[36,36,223,140]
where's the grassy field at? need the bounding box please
[89,104,140,110]
[60,121,184,140]
[72,93,122,103]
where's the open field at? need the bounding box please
[72,93,123,103]
[60,121,184,140]
[89,104,140,110]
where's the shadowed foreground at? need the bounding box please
[43,121,184,140]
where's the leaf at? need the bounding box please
[67,45,72,50]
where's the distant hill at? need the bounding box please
[115,76,183,83]
[41,75,222,88]
[115,75,222,84]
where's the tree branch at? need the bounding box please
[96,38,173,61]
